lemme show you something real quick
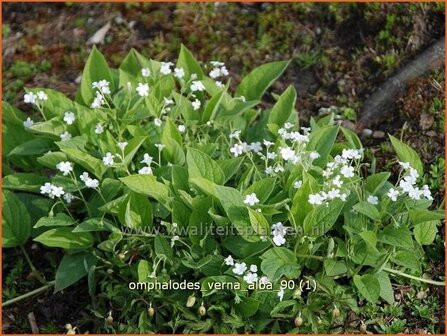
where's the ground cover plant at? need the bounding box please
[2,45,445,334]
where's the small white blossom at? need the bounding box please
[63,193,75,204]
[220,66,229,76]
[224,255,234,266]
[173,67,185,79]
[340,165,355,178]
[80,172,90,182]
[243,272,258,284]
[141,153,153,165]
[192,99,201,111]
[136,83,149,97]
[399,161,411,169]
[210,61,225,67]
[267,152,277,160]
[229,130,241,139]
[37,91,48,101]
[263,140,274,147]
[160,62,173,75]
[141,68,151,77]
[40,183,53,195]
[155,143,165,151]
[232,262,247,275]
[259,276,271,285]
[91,92,105,109]
[95,123,104,134]
[102,152,114,166]
[190,80,205,92]
[138,166,153,175]
[342,149,362,160]
[170,235,180,247]
[154,118,162,127]
[24,92,37,104]
[249,142,262,153]
[277,288,285,301]
[309,193,324,205]
[56,161,73,176]
[85,177,99,189]
[367,195,379,205]
[387,188,399,202]
[63,111,76,125]
[117,142,128,150]
[309,151,320,160]
[273,234,286,246]
[215,81,224,88]
[50,185,65,198]
[294,180,303,189]
[23,117,34,129]
[332,175,343,187]
[178,125,186,133]
[230,143,244,157]
[244,193,260,206]
[249,264,258,273]
[60,131,72,141]
[209,68,221,79]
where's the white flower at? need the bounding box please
[136,83,149,97]
[387,188,399,201]
[117,142,128,150]
[160,62,173,75]
[244,193,260,206]
[408,187,423,200]
[63,111,76,125]
[56,161,73,176]
[332,175,343,188]
[141,153,153,165]
[265,166,274,175]
[327,188,341,200]
[249,264,258,273]
[91,92,105,109]
[50,185,65,198]
[92,80,110,95]
[40,183,53,195]
[190,80,205,92]
[60,131,72,141]
[399,161,411,169]
[63,193,75,204]
[259,276,271,285]
[80,172,90,182]
[210,61,225,67]
[163,97,174,106]
[229,130,241,139]
[174,67,185,79]
[95,123,104,134]
[280,147,298,163]
[154,118,162,127]
[284,122,294,129]
[224,255,234,266]
[243,272,258,284]
[190,73,198,80]
[273,235,286,246]
[249,142,262,153]
[215,81,224,88]
[367,195,379,205]
[24,92,37,104]
[267,152,277,160]
[141,68,151,77]
[422,185,433,200]
[220,66,229,76]
[232,262,247,275]
[170,235,180,247]
[155,143,165,151]
[85,177,99,189]
[230,143,244,157]
[37,91,48,101]
[340,165,355,178]
[274,165,285,173]
[294,180,303,189]
[309,193,324,205]
[309,151,320,160]
[277,288,285,301]
[138,166,153,175]
[263,140,274,147]
[342,149,361,160]
[209,68,221,79]
[178,125,186,133]
[23,117,34,129]
[172,223,178,229]
[103,152,114,166]
[192,99,201,111]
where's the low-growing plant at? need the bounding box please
[2,45,445,333]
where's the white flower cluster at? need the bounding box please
[224,255,270,286]
[91,80,110,109]
[208,61,229,79]
[40,182,65,199]
[24,91,48,105]
[308,148,363,205]
[387,162,432,201]
[80,172,99,188]
[229,131,264,158]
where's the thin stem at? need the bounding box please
[295,253,324,261]
[383,267,445,286]
[2,280,55,308]
[20,245,47,286]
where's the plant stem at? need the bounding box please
[383,267,445,286]
[20,245,47,286]
[2,281,55,308]
[296,254,324,261]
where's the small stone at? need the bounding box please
[342,120,356,130]
[419,113,434,130]
[362,128,373,137]
[372,130,385,139]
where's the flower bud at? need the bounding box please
[359,321,367,333]
[105,311,113,326]
[186,294,196,307]
[198,302,206,316]
[147,306,155,317]
[293,288,302,298]
[332,306,340,319]
[294,313,303,327]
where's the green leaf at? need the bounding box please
[3,173,49,193]
[118,192,153,228]
[378,226,413,249]
[248,208,270,236]
[202,90,224,123]
[236,60,290,101]
[120,175,171,209]
[29,119,66,137]
[290,172,318,227]
[34,228,94,249]
[235,297,261,318]
[186,147,225,185]
[137,260,152,282]
[359,231,378,252]
[375,272,395,304]
[324,259,347,276]
[9,138,55,157]
[54,252,96,292]
[78,46,113,106]
[73,218,111,232]
[217,157,243,183]
[414,221,438,245]
[392,250,421,273]
[306,126,339,167]
[244,178,275,203]
[222,236,270,259]
[34,213,74,228]
[353,202,379,220]
[341,127,363,150]
[268,85,297,127]
[260,247,300,281]
[365,172,390,195]
[353,274,380,304]
[303,199,344,236]
[61,148,106,179]
[119,49,150,88]
[176,44,204,80]
[409,209,444,225]
[154,235,173,259]
[161,118,185,165]
[389,135,424,175]
[2,190,31,247]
